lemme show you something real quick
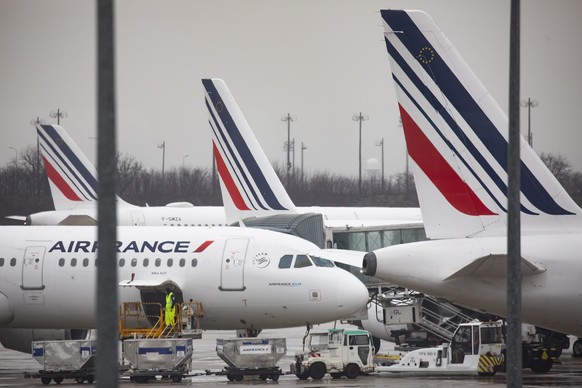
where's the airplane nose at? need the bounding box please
[335,274,369,315]
[362,251,377,276]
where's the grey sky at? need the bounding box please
[1,0,581,179]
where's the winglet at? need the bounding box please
[202,78,298,223]
[381,10,582,238]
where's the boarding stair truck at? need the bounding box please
[291,328,375,380]
[377,320,504,376]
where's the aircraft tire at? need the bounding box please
[345,363,360,379]
[530,359,553,374]
[309,362,326,380]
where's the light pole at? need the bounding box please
[281,113,296,185]
[375,138,385,191]
[158,141,165,197]
[520,98,538,147]
[30,116,45,195]
[352,112,369,193]
[50,109,68,125]
[182,154,189,168]
[301,142,307,184]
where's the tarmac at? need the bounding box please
[1,322,582,387]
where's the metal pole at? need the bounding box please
[352,112,368,193]
[376,139,384,191]
[96,0,118,387]
[281,113,295,185]
[301,142,306,185]
[158,141,165,197]
[507,0,523,386]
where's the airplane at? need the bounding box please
[0,224,369,352]
[362,9,582,338]
[202,77,422,229]
[25,123,229,226]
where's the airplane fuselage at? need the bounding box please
[0,226,368,331]
[364,233,582,337]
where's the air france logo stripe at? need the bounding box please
[399,105,496,216]
[37,125,98,201]
[43,156,82,201]
[383,10,574,216]
[212,141,250,211]
[203,79,288,211]
[193,240,214,253]
[206,99,265,211]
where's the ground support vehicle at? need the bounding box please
[291,328,375,380]
[122,338,193,383]
[206,337,286,381]
[377,321,505,376]
[25,339,96,385]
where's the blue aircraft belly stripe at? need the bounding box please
[40,125,98,200]
[37,127,96,201]
[205,97,265,210]
[203,79,287,210]
[383,10,573,215]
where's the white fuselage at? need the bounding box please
[27,204,422,229]
[0,226,368,331]
[367,233,582,337]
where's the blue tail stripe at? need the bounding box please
[205,97,265,211]
[40,125,98,200]
[383,10,573,215]
[208,117,260,211]
[37,126,96,201]
[203,79,287,210]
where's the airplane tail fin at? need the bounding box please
[202,78,298,223]
[37,124,129,210]
[381,10,582,238]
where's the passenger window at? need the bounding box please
[10,258,16,267]
[131,258,137,267]
[0,258,4,266]
[155,258,161,267]
[311,256,334,267]
[294,255,312,268]
[167,258,173,267]
[143,258,149,267]
[278,255,293,269]
[179,258,185,267]
[71,258,77,267]
[58,258,65,267]
[83,258,89,267]
[191,258,198,267]
[119,258,125,267]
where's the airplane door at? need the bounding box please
[21,246,46,290]
[219,239,249,291]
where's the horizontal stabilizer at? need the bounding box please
[445,254,545,280]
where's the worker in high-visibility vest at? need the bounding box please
[164,288,176,326]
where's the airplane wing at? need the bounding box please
[445,254,546,280]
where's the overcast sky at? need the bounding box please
[1,0,581,179]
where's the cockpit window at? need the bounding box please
[294,255,312,268]
[311,256,334,267]
[278,255,293,269]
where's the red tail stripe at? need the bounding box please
[43,156,82,202]
[213,142,250,211]
[399,105,496,216]
[193,240,214,253]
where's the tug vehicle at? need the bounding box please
[291,328,375,380]
[377,321,505,376]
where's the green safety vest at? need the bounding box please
[165,292,176,325]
